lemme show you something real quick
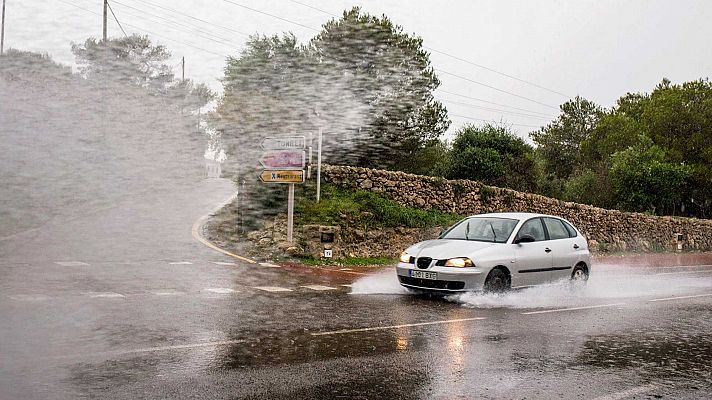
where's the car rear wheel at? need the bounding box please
[570,264,589,288]
[484,268,511,293]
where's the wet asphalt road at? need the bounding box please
[2,71,712,399]
[2,187,712,400]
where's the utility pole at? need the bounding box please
[1,0,6,55]
[102,0,108,41]
[181,56,185,81]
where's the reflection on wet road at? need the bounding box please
[3,257,711,399]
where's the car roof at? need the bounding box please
[466,212,556,220]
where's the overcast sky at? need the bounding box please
[6,0,712,138]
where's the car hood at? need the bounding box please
[406,239,497,259]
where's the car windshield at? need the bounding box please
[441,217,519,243]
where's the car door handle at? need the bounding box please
[545,248,552,253]
[573,244,580,249]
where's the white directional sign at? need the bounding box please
[261,136,305,150]
[259,150,305,169]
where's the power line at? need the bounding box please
[289,0,337,18]
[439,98,553,120]
[106,1,128,38]
[56,0,227,58]
[438,89,554,116]
[449,113,543,129]
[437,68,558,110]
[233,0,559,112]
[288,0,571,100]
[223,0,319,32]
[130,0,251,38]
[109,0,240,48]
[424,46,572,99]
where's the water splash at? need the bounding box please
[349,270,409,295]
[350,266,712,309]
[453,268,712,309]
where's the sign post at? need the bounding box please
[316,127,323,203]
[259,136,306,244]
[287,184,294,243]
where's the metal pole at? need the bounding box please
[102,0,108,41]
[181,56,185,81]
[287,183,294,243]
[316,127,323,203]
[307,131,313,179]
[1,0,6,55]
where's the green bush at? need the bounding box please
[296,184,460,229]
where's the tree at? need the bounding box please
[562,166,614,209]
[447,124,537,192]
[71,34,174,93]
[310,7,450,169]
[530,96,603,179]
[215,8,450,173]
[214,33,319,163]
[610,140,691,214]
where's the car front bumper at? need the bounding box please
[396,263,487,292]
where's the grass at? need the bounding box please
[296,183,461,229]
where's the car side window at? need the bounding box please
[544,218,569,240]
[561,220,578,238]
[516,218,546,242]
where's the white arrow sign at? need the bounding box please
[261,136,305,150]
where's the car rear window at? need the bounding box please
[544,218,570,240]
[561,220,578,238]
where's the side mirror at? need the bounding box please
[514,234,535,244]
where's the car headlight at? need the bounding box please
[399,252,414,264]
[444,257,474,268]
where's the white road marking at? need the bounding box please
[311,317,487,336]
[151,290,185,296]
[203,288,237,294]
[253,286,293,293]
[302,284,338,291]
[655,269,712,276]
[8,294,51,301]
[169,261,192,265]
[259,262,282,268]
[66,339,250,359]
[55,261,89,267]
[521,303,626,315]
[592,384,658,400]
[88,292,125,298]
[648,293,712,302]
[212,261,237,266]
[339,268,353,271]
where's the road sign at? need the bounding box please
[259,170,305,184]
[261,136,305,150]
[259,150,305,169]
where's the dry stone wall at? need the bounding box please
[323,165,712,252]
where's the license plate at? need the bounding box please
[410,270,437,280]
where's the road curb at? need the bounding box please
[190,191,370,278]
[190,191,258,264]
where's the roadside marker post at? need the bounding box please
[259,136,306,244]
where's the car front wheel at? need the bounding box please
[484,268,511,293]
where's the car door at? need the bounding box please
[511,217,553,287]
[542,217,577,281]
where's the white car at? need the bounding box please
[396,213,591,292]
